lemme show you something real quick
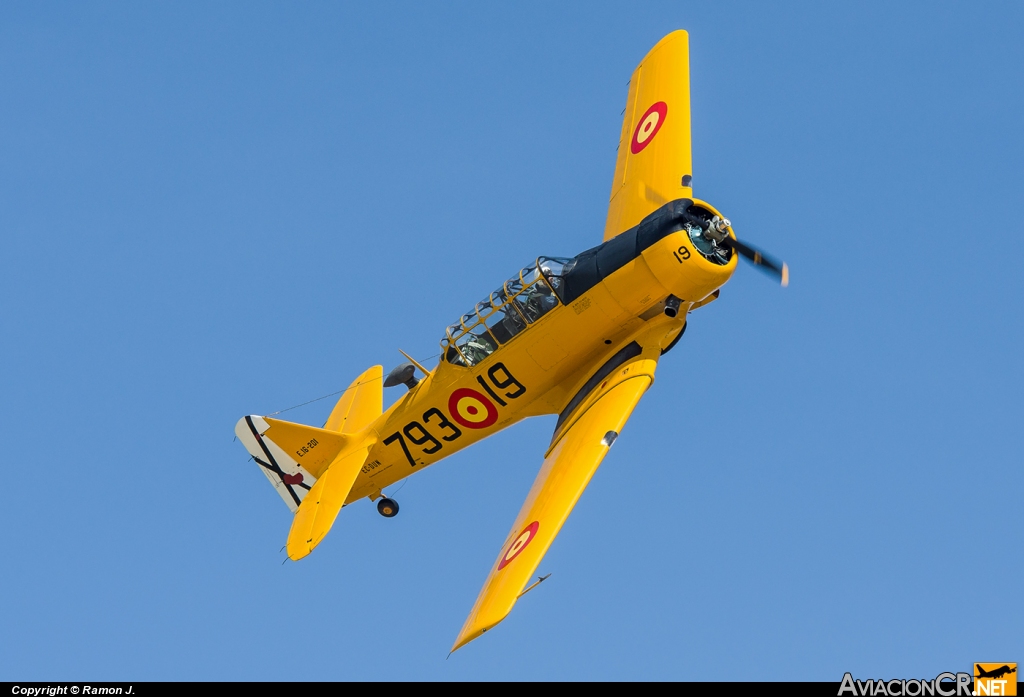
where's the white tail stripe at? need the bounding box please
[235,415,319,513]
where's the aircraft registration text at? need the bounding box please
[383,363,526,468]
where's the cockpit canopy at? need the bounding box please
[442,257,571,367]
[442,200,735,367]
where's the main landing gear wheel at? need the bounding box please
[377,498,399,518]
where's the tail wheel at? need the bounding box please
[377,497,399,518]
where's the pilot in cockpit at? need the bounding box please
[444,261,566,367]
[517,279,558,322]
[461,328,498,364]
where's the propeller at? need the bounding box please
[703,215,789,287]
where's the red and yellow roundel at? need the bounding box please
[630,101,668,154]
[498,521,539,570]
[448,388,498,429]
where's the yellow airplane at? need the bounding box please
[235,29,787,653]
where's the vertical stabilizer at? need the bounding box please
[324,365,383,433]
[604,30,692,240]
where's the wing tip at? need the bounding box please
[449,628,485,655]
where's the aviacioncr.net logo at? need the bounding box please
[839,672,973,697]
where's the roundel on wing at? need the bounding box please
[498,521,540,570]
[630,101,668,154]
[448,388,499,429]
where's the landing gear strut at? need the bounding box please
[377,497,399,518]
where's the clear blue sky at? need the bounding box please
[1,1,1021,681]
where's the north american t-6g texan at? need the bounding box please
[235,30,787,652]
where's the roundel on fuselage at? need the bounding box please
[448,388,498,429]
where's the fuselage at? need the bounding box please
[345,198,737,502]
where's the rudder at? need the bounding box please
[235,415,349,512]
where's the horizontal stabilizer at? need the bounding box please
[286,444,372,560]
[257,417,348,478]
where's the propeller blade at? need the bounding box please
[721,237,789,287]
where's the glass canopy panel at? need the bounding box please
[443,341,468,367]
[505,276,524,299]
[520,265,540,286]
[475,298,496,319]
[511,278,558,323]
[538,256,572,295]
[443,261,564,366]
[484,305,527,344]
[454,325,498,366]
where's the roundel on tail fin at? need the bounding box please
[631,101,667,154]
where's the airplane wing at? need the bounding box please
[451,355,658,652]
[604,30,693,241]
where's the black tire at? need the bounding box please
[377,497,399,518]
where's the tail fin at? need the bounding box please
[235,365,385,556]
[235,365,383,513]
[324,365,383,433]
[235,415,350,512]
[236,412,376,558]
[603,30,692,240]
